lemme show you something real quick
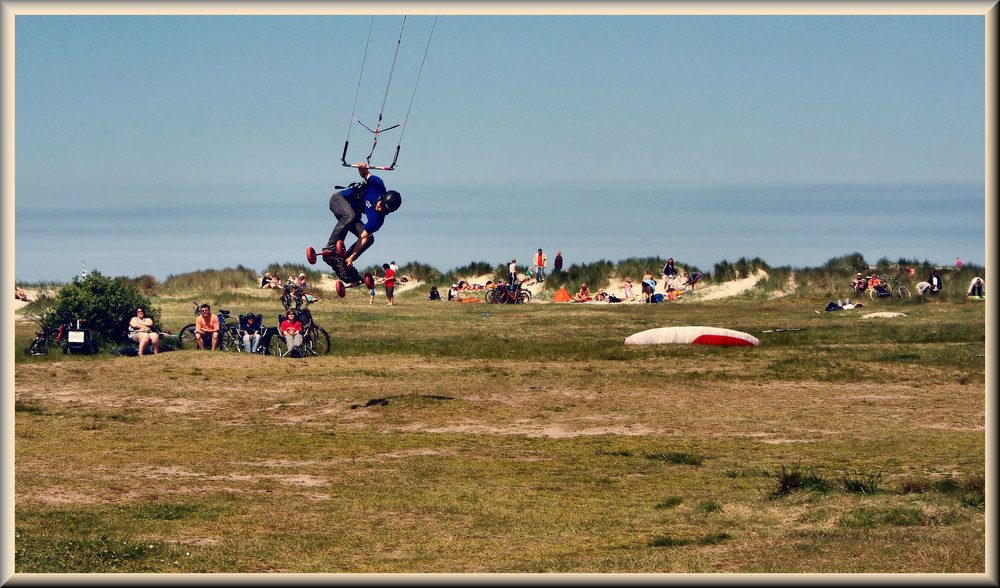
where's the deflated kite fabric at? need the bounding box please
[624,326,760,347]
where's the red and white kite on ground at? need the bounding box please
[624,326,760,347]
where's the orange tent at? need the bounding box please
[553,286,573,302]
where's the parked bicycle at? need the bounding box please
[24,317,90,355]
[869,275,911,301]
[279,283,309,311]
[485,280,531,304]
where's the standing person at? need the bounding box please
[553,250,563,273]
[508,258,518,286]
[128,307,160,355]
[534,249,547,283]
[390,260,398,273]
[195,303,220,351]
[623,277,634,301]
[321,162,402,271]
[382,263,396,306]
[663,258,677,277]
[280,310,303,357]
[956,256,964,268]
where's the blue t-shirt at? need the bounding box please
[346,174,387,234]
[362,194,387,234]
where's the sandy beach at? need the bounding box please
[13,269,771,321]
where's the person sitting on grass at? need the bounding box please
[128,307,160,355]
[260,272,279,289]
[575,283,592,302]
[851,273,868,293]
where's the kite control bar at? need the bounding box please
[339,15,435,173]
[341,139,400,171]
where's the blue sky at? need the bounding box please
[7,8,990,281]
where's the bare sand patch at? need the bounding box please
[861,312,908,319]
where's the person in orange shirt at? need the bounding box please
[194,303,220,350]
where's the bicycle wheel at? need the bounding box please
[516,290,530,304]
[220,326,241,352]
[25,328,57,355]
[177,323,197,348]
[897,286,911,299]
[25,337,46,355]
[305,325,330,355]
[485,289,497,304]
[869,288,878,301]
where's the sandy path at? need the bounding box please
[689,269,769,301]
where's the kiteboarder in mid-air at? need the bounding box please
[307,15,434,294]
[307,162,401,282]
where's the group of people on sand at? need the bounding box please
[612,259,701,304]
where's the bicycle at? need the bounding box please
[25,319,69,355]
[279,283,309,311]
[485,280,531,304]
[868,275,911,301]
[24,318,89,355]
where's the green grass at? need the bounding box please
[11,265,987,574]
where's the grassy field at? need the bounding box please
[11,280,988,575]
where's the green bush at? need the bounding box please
[40,270,160,348]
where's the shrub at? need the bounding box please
[39,270,160,348]
[399,260,442,283]
[766,464,832,499]
[838,469,885,494]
